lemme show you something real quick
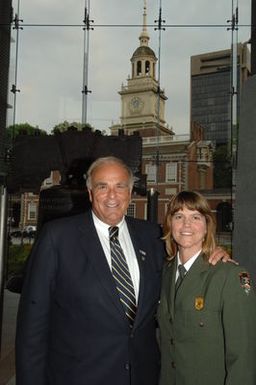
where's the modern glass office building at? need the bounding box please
[190,44,251,145]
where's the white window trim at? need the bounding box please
[166,162,177,183]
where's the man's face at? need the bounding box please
[88,162,132,226]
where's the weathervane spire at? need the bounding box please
[139,0,150,46]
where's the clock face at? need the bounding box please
[129,96,144,112]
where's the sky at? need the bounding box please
[9,0,251,135]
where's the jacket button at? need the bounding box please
[171,361,176,368]
[170,338,174,345]
[125,363,130,370]
[199,321,204,327]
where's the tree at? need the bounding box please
[6,123,47,140]
[213,144,232,188]
[51,121,94,135]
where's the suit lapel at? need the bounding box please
[161,258,176,321]
[125,219,148,328]
[77,213,160,329]
[77,212,127,321]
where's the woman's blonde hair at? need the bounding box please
[163,190,216,260]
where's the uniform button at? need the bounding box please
[171,361,176,368]
[170,338,174,345]
[125,363,130,370]
[199,321,204,327]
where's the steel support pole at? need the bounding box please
[0,185,7,356]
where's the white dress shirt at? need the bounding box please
[175,250,202,282]
[92,212,140,303]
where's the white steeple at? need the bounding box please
[139,0,150,47]
[111,0,170,138]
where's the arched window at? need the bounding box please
[145,60,150,75]
[136,61,142,76]
[132,63,135,78]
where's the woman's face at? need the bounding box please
[171,206,207,257]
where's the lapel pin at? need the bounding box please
[139,250,146,261]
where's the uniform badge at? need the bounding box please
[239,272,251,295]
[195,296,204,310]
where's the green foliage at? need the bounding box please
[7,244,33,275]
[213,144,232,188]
[6,123,47,141]
[51,120,94,134]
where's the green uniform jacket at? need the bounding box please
[157,254,256,385]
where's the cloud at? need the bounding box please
[10,0,251,134]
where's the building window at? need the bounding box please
[166,163,177,183]
[165,187,177,196]
[145,60,150,74]
[145,164,157,183]
[127,203,136,217]
[28,202,37,220]
[137,61,142,76]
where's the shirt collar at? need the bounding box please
[177,249,202,273]
[91,210,125,237]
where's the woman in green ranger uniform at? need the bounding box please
[158,190,256,385]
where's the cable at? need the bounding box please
[0,23,252,28]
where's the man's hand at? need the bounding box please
[209,246,238,265]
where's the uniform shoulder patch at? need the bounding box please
[239,271,251,295]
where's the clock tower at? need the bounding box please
[111,1,173,138]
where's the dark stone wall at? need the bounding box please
[233,75,256,281]
[0,0,12,178]
[251,0,256,75]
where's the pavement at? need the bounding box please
[0,290,19,385]
[0,233,35,385]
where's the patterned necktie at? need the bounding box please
[175,264,187,293]
[109,226,137,327]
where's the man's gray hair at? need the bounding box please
[86,156,135,190]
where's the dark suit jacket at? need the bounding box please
[157,254,256,385]
[15,211,165,385]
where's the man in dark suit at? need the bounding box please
[15,156,164,385]
[15,156,228,385]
